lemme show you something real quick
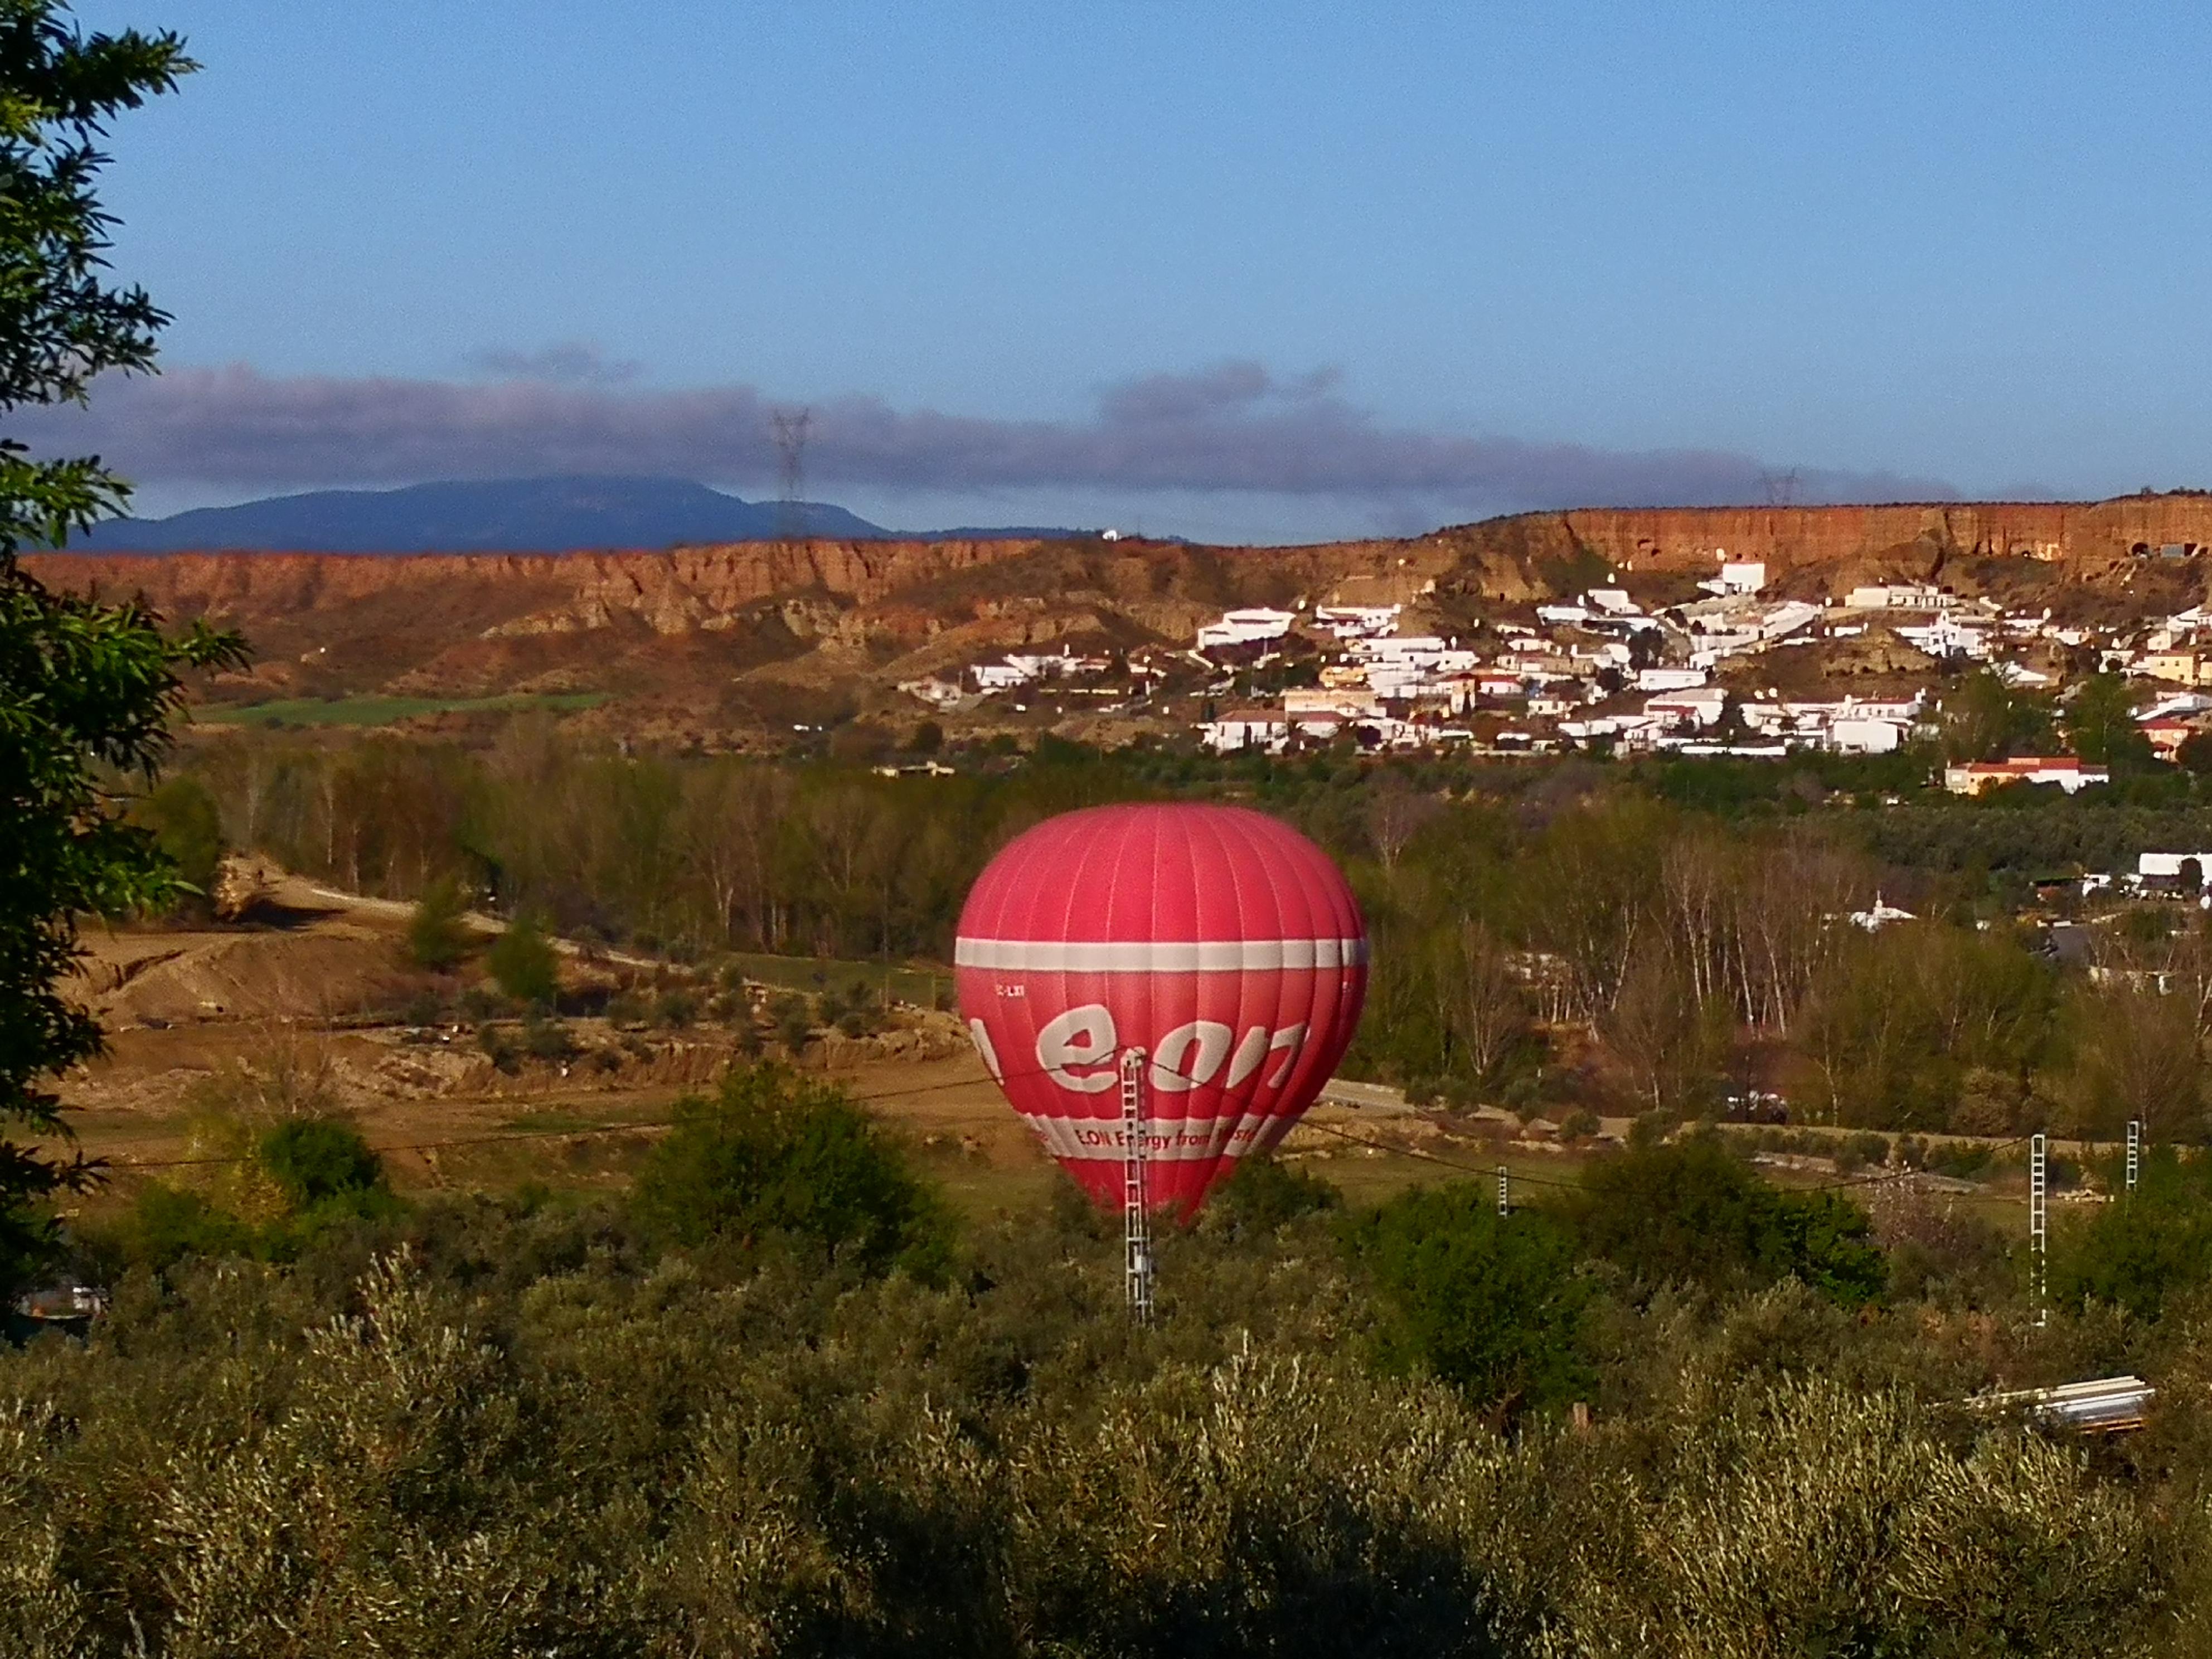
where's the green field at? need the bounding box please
[197,692,610,727]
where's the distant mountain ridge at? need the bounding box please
[71,476,1084,553]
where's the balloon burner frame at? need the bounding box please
[1120,1047,1155,1323]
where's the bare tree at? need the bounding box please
[1602,952,1716,1114]
[1366,781,1442,875]
[677,762,792,949]
[1443,919,1528,1083]
[1660,830,1729,1013]
[1727,835,1869,1033]
[804,783,910,957]
[2067,981,2203,1141]
[1529,807,1660,1025]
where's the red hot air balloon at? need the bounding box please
[955,802,1367,1217]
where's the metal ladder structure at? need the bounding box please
[2030,1132,2048,1329]
[1497,1163,1510,1218]
[2127,1118,2142,1194]
[1120,1047,1154,1324]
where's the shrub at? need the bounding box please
[116,1183,255,1269]
[632,1064,953,1280]
[258,1119,384,1210]
[478,1025,518,1073]
[1927,1141,1993,1180]
[522,1012,573,1061]
[486,911,560,1007]
[654,988,698,1029]
[1560,1137,1886,1307]
[1559,1107,1601,1141]
[729,1016,764,1060]
[773,993,813,1053]
[1213,1154,1340,1234]
[458,985,505,1023]
[1345,1183,1594,1410]
[405,876,472,969]
[2055,1149,2212,1318]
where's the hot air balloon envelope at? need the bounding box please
[956,802,1367,1215]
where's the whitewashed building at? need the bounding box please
[1201,709,1291,753]
[1196,608,1297,651]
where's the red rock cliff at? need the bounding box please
[1541,498,2212,573]
[25,536,1051,629]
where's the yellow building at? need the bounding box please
[2136,651,2209,686]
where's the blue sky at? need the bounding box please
[47,0,2212,540]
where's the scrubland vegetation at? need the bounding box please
[6,1062,2212,1656]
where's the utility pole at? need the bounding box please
[1497,1163,1510,1218]
[2127,1119,2142,1194]
[1120,1047,1154,1324]
[2030,1132,2048,1329]
[769,407,812,546]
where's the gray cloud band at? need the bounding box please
[11,360,1953,508]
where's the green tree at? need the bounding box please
[132,773,223,898]
[485,910,559,1006]
[1561,1137,1886,1306]
[258,1118,384,1210]
[0,8,244,1299]
[2054,1148,2212,1320]
[1800,922,2058,1132]
[1212,1152,1340,1235]
[405,874,472,969]
[633,1063,952,1280]
[2176,728,2212,774]
[1937,668,2055,762]
[2063,672,2153,770]
[1346,1182,1594,1410]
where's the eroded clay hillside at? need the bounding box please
[27,494,2212,743]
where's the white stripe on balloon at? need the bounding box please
[954,937,1371,971]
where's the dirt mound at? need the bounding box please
[75,921,415,1026]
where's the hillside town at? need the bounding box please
[900,549,2212,786]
